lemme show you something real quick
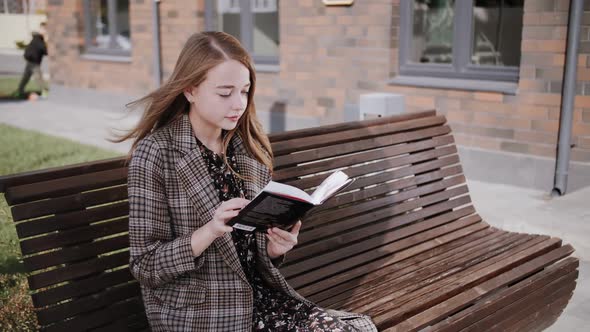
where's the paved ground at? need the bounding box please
[0,49,49,75]
[0,97,138,154]
[0,88,588,330]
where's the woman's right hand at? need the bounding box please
[190,198,249,257]
[205,198,250,238]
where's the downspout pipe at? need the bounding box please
[552,0,583,197]
[152,0,162,87]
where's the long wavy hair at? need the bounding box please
[114,31,273,174]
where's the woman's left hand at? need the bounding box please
[266,221,302,259]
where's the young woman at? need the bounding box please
[123,31,377,331]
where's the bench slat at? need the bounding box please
[292,185,470,261]
[408,272,577,332]
[28,251,129,290]
[297,211,489,294]
[299,173,466,241]
[90,313,150,332]
[42,297,145,332]
[426,256,579,332]
[369,238,566,328]
[269,111,436,142]
[274,125,451,169]
[36,282,142,325]
[284,144,458,190]
[490,284,575,332]
[315,155,460,207]
[272,116,446,155]
[5,167,128,205]
[321,155,460,199]
[23,234,129,272]
[11,185,128,221]
[20,217,128,255]
[16,201,129,238]
[492,278,575,332]
[0,157,125,193]
[275,136,455,182]
[309,163,463,222]
[287,213,483,288]
[290,187,471,266]
[364,235,553,320]
[330,232,532,311]
[32,268,135,307]
[283,191,471,270]
[301,224,497,301]
[423,250,576,332]
[301,158,462,224]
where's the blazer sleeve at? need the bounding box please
[270,254,286,269]
[127,138,204,288]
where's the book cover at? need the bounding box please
[228,171,353,232]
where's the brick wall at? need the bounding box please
[255,0,394,123]
[46,0,154,94]
[272,0,590,162]
[46,0,206,95]
[158,0,206,80]
[45,0,590,162]
[269,0,590,162]
[381,0,590,162]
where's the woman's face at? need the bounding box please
[186,59,251,133]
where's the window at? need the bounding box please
[206,0,280,66]
[399,0,523,82]
[1,0,40,14]
[83,0,131,56]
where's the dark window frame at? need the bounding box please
[82,0,132,57]
[398,0,521,83]
[205,0,280,66]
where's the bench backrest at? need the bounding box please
[0,158,137,331]
[270,110,474,306]
[0,110,469,331]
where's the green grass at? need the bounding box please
[0,76,41,97]
[0,124,122,330]
[0,124,121,175]
[0,197,21,275]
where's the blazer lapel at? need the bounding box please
[170,115,248,283]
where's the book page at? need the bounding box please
[310,171,350,204]
[262,181,313,203]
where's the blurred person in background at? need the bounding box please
[15,22,49,99]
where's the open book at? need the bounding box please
[228,170,354,232]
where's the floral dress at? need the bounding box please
[196,137,359,332]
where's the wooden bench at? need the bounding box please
[0,110,578,331]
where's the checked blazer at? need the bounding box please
[128,114,377,331]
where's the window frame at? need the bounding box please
[398,0,520,83]
[83,0,132,57]
[205,0,280,66]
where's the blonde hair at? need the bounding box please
[114,31,273,173]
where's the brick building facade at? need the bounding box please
[45,0,590,190]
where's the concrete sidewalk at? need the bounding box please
[0,99,138,154]
[0,90,588,331]
[0,87,140,154]
[0,49,49,75]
